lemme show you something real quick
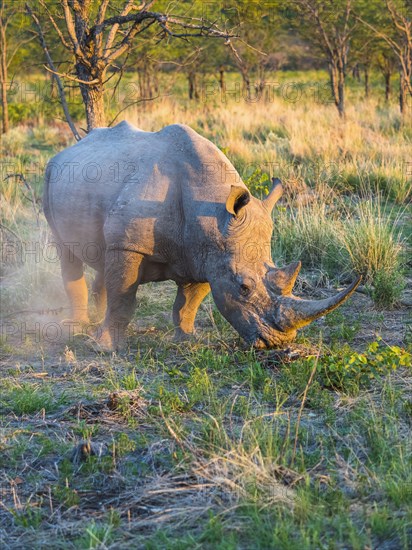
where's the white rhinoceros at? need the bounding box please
[44,121,360,350]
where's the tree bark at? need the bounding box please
[80,84,106,130]
[377,55,394,104]
[76,63,106,130]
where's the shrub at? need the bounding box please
[318,340,411,394]
[371,269,406,309]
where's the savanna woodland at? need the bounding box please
[0,1,411,548]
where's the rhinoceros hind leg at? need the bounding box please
[61,244,89,324]
[91,271,107,320]
[96,250,144,350]
[173,282,210,341]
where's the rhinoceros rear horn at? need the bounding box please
[264,177,283,212]
[276,276,362,331]
[268,261,301,295]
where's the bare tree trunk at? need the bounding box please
[0,73,9,134]
[240,68,251,99]
[137,58,157,100]
[399,73,407,115]
[188,72,199,100]
[329,64,338,107]
[329,61,345,118]
[255,64,266,97]
[352,63,361,82]
[364,65,370,98]
[219,66,225,91]
[0,24,9,134]
[377,55,394,104]
[384,71,391,102]
[401,53,412,115]
[72,5,106,131]
[49,70,56,98]
[337,67,345,117]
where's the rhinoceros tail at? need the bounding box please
[43,161,61,242]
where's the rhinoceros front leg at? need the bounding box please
[173,282,210,341]
[95,250,143,350]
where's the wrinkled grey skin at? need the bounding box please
[44,121,360,350]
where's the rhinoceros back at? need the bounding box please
[44,121,244,268]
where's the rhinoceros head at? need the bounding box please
[208,179,361,348]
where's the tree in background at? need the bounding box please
[376,46,398,102]
[26,0,231,133]
[220,1,282,100]
[357,0,412,114]
[0,1,34,133]
[350,26,381,99]
[287,0,356,118]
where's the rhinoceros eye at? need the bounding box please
[240,284,251,297]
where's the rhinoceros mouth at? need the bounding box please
[253,336,271,349]
[245,313,290,349]
[251,322,296,349]
[252,331,296,349]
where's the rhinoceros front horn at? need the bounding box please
[275,276,362,331]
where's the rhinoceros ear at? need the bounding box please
[226,185,250,216]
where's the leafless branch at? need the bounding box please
[4,173,41,225]
[38,0,71,49]
[43,65,100,85]
[26,3,81,141]
[61,0,84,62]
[104,0,136,54]
[108,94,164,127]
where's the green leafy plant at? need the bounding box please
[243,168,271,199]
[319,340,411,393]
[0,382,62,415]
[112,432,137,457]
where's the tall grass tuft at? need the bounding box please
[339,196,405,307]
[272,185,347,277]
[272,202,344,275]
[272,187,405,307]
